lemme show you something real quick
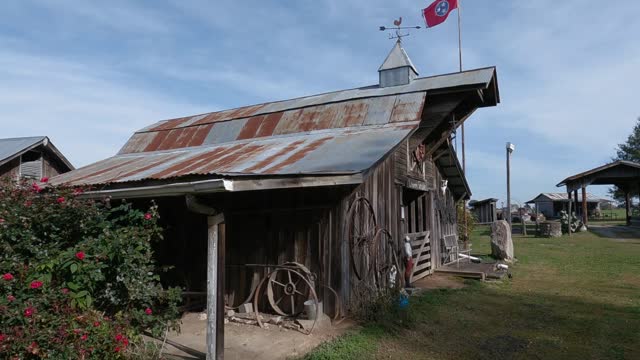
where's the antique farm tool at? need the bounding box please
[372,228,400,289]
[253,268,319,335]
[346,196,378,280]
[266,262,315,316]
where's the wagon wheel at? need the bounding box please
[281,262,316,287]
[267,267,313,316]
[372,228,400,289]
[346,196,378,281]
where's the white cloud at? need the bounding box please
[479,0,640,153]
[0,47,210,167]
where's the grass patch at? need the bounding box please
[304,227,640,359]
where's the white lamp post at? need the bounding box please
[506,142,515,229]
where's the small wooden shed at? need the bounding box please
[50,41,500,358]
[526,192,607,219]
[0,136,74,182]
[469,198,498,224]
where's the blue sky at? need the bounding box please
[1,0,639,205]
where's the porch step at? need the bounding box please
[434,268,486,280]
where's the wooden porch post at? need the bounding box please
[573,190,579,217]
[625,190,631,226]
[581,185,588,226]
[567,191,572,237]
[207,214,225,360]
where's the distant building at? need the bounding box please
[0,136,74,182]
[526,192,609,218]
[469,198,498,224]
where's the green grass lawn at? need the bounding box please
[304,226,640,360]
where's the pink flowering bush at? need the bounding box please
[0,179,181,359]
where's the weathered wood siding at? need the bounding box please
[0,158,20,181]
[0,149,69,182]
[153,139,459,316]
[331,154,400,311]
[430,165,459,267]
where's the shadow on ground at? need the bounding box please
[589,224,640,242]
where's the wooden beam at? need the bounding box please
[581,186,588,226]
[625,190,631,226]
[567,191,572,237]
[207,214,225,360]
[573,190,579,220]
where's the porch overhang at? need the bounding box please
[77,173,363,199]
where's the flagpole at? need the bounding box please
[457,0,468,245]
[457,1,464,172]
[457,0,463,73]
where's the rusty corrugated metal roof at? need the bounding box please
[49,123,417,187]
[50,66,499,189]
[126,67,497,145]
[119,92,426,154]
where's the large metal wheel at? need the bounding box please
[266,267,313,316]
[346,196,378,281]
[254,268,320,334]
[372,228,400,289]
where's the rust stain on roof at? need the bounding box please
[202,144,267,173]
[112,153,184,181]
[143,130,171,152]
[263,137,333,174]
[191,104,267,127]
[242,139,307,173]
[148,117,191,132]
[69,158,141,184]
[236,115,264,140]
[189,124,214,147]
[337,101,368,128]
[256,112,283,137]
[151,145,242,179]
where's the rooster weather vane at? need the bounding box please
[379,17,421,40]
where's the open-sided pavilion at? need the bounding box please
[557,160,640,226]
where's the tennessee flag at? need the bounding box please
[422,0,458,28]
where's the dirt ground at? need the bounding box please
[411,273,467,290]
[160,313,355,360]
[158,274,465,359]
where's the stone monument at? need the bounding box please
[491,220,514,261]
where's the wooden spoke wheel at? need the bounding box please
[266,268,313,316]
[346,196,378,281]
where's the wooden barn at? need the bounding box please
[49,41,500,357]
[0,136,74,182]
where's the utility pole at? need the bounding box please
[506,142,515,230]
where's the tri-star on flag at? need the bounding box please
[422,0,458,28]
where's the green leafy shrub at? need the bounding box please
[0,179,181,359]
[457,201,476,241]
